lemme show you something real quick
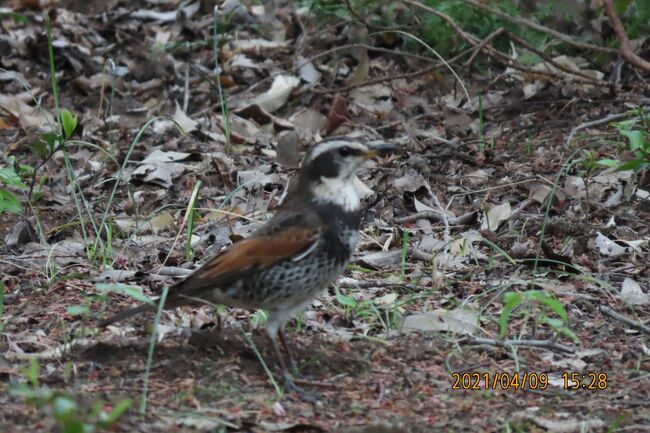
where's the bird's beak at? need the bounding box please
[365,142,397,158]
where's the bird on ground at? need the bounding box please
[100,137,395,394]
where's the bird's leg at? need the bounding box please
[278,329,299,376]
[267,331,318,402]
[269,333,291,382]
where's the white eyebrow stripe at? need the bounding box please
[306,139,367,162]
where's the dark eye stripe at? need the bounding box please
[339,146,363,157]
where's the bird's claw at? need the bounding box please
[283,373,320,403]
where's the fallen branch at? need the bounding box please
[505,31,611,88]
[603,0,650,73]
[461,336,575,354]
[403,0,612,88]
[3,337,142,361]
[458,0,617,54]
[599,305,650,335]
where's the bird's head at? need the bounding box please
[295,137,395,211]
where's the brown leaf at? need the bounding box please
[323,93,350,136]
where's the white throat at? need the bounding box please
[311,176,361,212]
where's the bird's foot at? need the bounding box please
[282,373,320,403]
[288,364,304,379]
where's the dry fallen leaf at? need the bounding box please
[480,202,512,231]
[594,232,629,257]
[401,308,479,336]
[249,75,300,112]
[620,278,649,305]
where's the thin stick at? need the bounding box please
[360,230,387,251]
[240,330,283,398]
[599,305,650,335]
[461,336,575,354]
[310,64,439,95]
[505,31,611,87]
[465,27,505,69]
[395,210,475,225]
[140,286,169,414]
[310,44,477,95]
[565,107,650,147]
[455,178,540,196]
[183,52,190,112]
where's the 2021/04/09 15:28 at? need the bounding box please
[451,372,548,390]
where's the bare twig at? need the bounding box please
[343,0,367,25]
[402,0,612,88]
[487,47,610,87]
[458,0,617,54]
[309,44,476,95]
[505,31,612,87]
[395,210,476,225]
[465,27,505,69]
[310,66,435,95]
[509,198,534,220]
[602,0,650,73]
[599,305,650,335]
[461,336,575,354]
[553,291,600,302]
[409,246,433,262]
[565,106,650,147]
[183,55,190,112]
[155,266,194,277]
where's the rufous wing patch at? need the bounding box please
[197,226,321,281]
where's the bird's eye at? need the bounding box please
[338,146,352,157]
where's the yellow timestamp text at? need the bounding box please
[451,372,549,390]
[562,372,608,390]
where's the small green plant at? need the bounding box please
[600,114,650,173]
[11,358,132,432]
[186,181,202,261]
[0,165,27,215]
[27,107,76,197]
[0,11,27,23]
[400,230,410,279]
[335,287,398,332]
[101,219,113,270]
[335,287,361,321]
[577,149,600,177]
[499,290,577,342]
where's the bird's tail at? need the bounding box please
[99,304,155,327]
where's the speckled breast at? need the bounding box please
[242,228,358,308]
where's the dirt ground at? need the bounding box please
[1,1,649,432]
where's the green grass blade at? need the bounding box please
[140,286,169,414]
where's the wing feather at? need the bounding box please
[100,211,323,324]
[169,224,322,299]
[200,226,321,280]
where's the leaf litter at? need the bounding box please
[0,0,649,432]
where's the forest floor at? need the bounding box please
[1,1,649,432]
